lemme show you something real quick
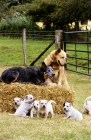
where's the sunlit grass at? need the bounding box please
[0,37,55,66]
[0,71,91,140]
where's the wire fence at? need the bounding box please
[0,31,55,67]
[0,30,91,76]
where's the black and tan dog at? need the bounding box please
[0,62,55,85]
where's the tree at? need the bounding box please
[1,0,91,31]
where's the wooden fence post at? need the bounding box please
[22,28,26,65]
[55,30,63,49]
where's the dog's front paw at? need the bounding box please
[57,82,62,86]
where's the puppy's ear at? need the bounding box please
[25,95,28,99]
[69,103,72,107]
[55,48,61,55]
[39,100,41,104]
[63,102,65,107]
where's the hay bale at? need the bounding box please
[0,83,75,114]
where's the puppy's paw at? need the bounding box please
[8,113,13,116]
[63,117,67,119]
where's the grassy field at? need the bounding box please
[0,37,91,140]
[0,37,91,75]
[0,37,55,66]
[0,71,91,140]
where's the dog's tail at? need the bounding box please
[85,96,91,105]
[48,100,56,104]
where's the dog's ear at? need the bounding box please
[55,48,61,55]
[66,53,70,57]
[39,100,41,104]
[50,62,53,67]
[42,62,47,68]
[63,102,65,107]
[25,95,28,99]
[69,103,72,107]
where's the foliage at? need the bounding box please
[10,0,91,30]
[0,12,39,31]
[0,0,91,30]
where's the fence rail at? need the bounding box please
[63,30,91,76]
[0,30,91,76]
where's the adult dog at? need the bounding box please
[63,102,83,120]
[83,96,91,115]
[0,62,55,85]
[44,48,69,86]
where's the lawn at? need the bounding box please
[0,37,55,66]
[0,37,91,140]
[0,70,91,140]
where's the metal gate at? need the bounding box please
[63,30,91,76]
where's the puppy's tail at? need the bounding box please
[85,96,91,105]
[48,100,56,104]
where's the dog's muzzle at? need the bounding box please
[64,108,66,110]
[52,74,55,76]
[57,60,65,66]
[34,105,38,109]
[43,105,46,108]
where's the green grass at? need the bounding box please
[0,37,55,66]
[0,37,91,139]
[66,43,91,74]
[0,72,91,140]
[0,37,91,74]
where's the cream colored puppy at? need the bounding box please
[83,96,91,115]
[30,100,39,118]
[38,100,56,119]
[13,97,22,110]
[9,94,34,117]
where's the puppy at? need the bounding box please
[30,100,39,118]
[83,96,91,115]
[44,48,69,86]
[13,97,22,110]
[38,100,56,119]
[63,102,83,120]
[9,94,35,117]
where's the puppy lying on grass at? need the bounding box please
[63,102,83,120]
